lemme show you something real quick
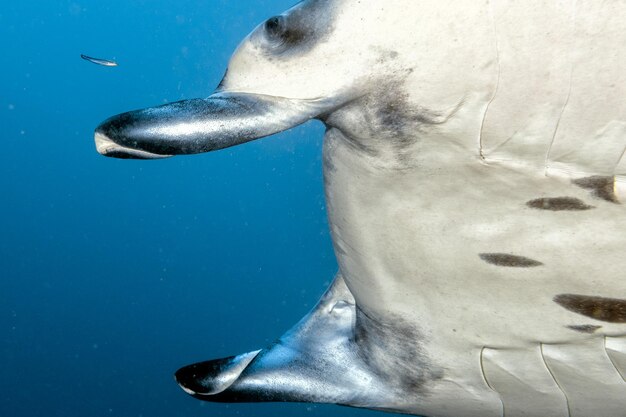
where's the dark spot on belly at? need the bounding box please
[573,176,619,203]
[566,324,602,333]
[526,197,594,211]
[554,294,626,323]
[479,253,543,267]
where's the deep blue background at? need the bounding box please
[0,1,388,417]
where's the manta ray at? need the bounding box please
[93,1,626,416]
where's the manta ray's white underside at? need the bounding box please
[95,1,626,416]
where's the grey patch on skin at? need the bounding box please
[357,77,460,146]
[479,253,543,267]
[572,176,620,204]
[322,78,460,165]
[354,307,443,396]
[526,197,594,211]
[254,0,338,58]
[372,88,447,142]
[566,324,602,333]
[554,294,626,323]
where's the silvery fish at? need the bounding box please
[81,54,117,67]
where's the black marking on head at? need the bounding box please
[354,307,443,396]
[256,1,337,57]
[479,253,543,268]
[264,15,307,46]
[526,197,594,211]
[264,16,283,36]
[573,176,619,204]
[566,324,602,333]
[554,294,626,323]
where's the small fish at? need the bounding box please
[81,54,118,67]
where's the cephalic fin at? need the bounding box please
[174,274,396,407]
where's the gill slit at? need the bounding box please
[604,336,626,382]
[544,0,577,176]
[540,343,572,417]
[479,347,505,417]
[478,0,501,161]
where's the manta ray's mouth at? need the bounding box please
[95,132,172,160]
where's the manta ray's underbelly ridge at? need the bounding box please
[322,122,626,416]
[481,336,626,417]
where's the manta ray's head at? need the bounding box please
[94,0,380,159]
[94,1,453,413]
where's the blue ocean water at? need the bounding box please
[0,1,389,417]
